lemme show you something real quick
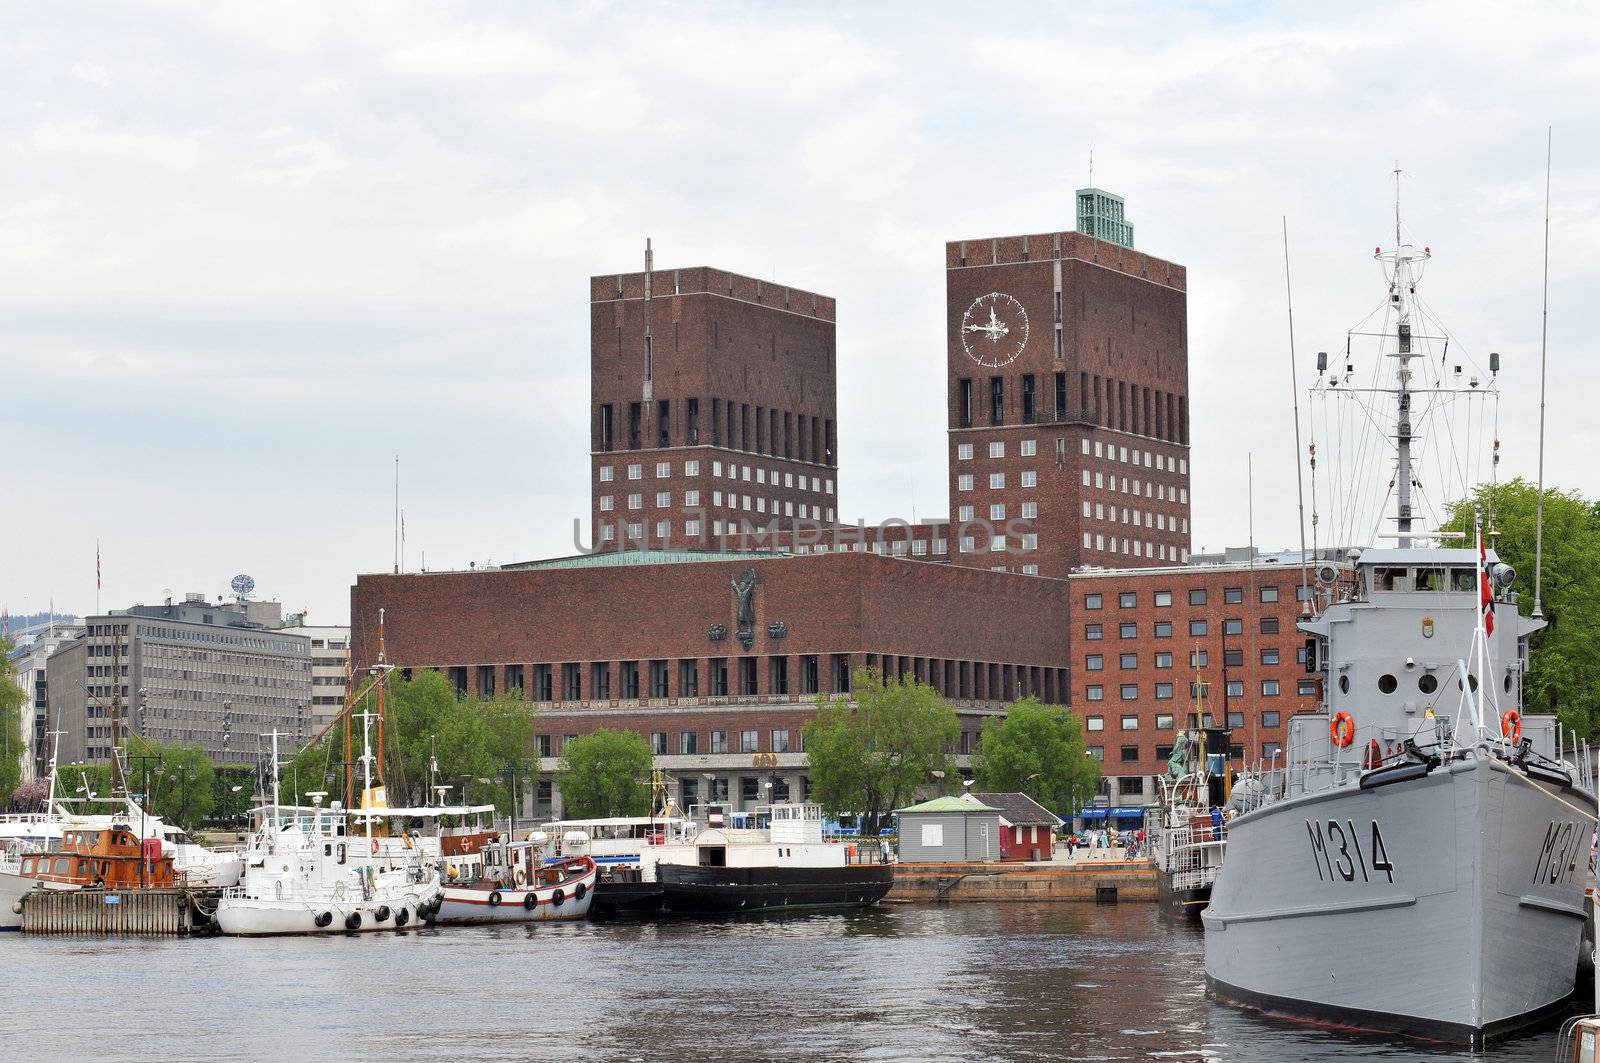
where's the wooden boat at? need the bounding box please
[436,835,597,925]
[15,822,175,891]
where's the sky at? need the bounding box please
[3,1,1597,624]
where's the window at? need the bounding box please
[1261,648,1280,666]
[1260,585,1280,603]
[1085,624,1102,640]
[627,493,642,510]
[536,734,552,757]
[1120,653,1137,669]
[1224,648,1244,668]
[1190,650,1209,668]
[1086,686,1104,702]
[988,441,1005,458]
[1120,684,1138,701]
[710,731,728,754]
[1189,588,1207,605]
[1120,746,1140,763]
[1020,439,1037,456]
[989,473,1005,489]
[1298,679,1318,696]
[1119,622,1136,638]
[656,491,671,508]
[685,490,700,506]
[740,729,759,753]
[958,475,974,491]
[1153,621,1173,638]
[1262,711,1281,728]
[958,505,974,521]
[599,495,614,511]
[677,731,698,755]
[1226,681,1245,698]
[1087,715,1105,730]
[1020,471,1036,487]
[1223,586,1243,604]
[1088,747,1104,761]
[1084,593,1103,609]
[957,443,973,460]
[1189,620,1208,636]
[1085,654,1104,671]
[651,731,668,755]
[1261,680,1280,696]
[1121,715,1139,730]
[1021,502,1036,518]
[1260,617,1281,634]
[656,462,671,479]
[1119,591,1136,608]
[1156,714,1175,730]
[1224,618,1244,636]
[990,376,1004,425]
[989,503,1005,520]
[1155,683,1174,700]
[599,466,614,482]
[1263,742,1283,759]
[1154,652,1173,669]
[1154,590,1172,607]
[1227,712,1245,729]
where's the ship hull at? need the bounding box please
[435,862,597,925]
[589,880,666,918]
[216,879,441,936]
[1203,754,1589,1044]
[660,863,893,915]
[1156,869,1210,922]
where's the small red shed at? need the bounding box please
[966,792,1062,862]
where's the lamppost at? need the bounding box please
[931,768,946,796]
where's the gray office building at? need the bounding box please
[46,596,313,766]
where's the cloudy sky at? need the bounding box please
[3,2,1596,624]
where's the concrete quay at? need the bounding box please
[891,855,1156,903]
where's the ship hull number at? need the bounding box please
[1306,819,1395,883]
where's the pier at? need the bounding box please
[19,889,219,936]
[890,859,1155,903]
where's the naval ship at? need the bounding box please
[1202,236,1596,1043]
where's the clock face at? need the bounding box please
[960,292,1029,367]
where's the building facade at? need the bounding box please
[277,622,350,734]
[45,597,313,766]
[1066,558,1324,820]
[6,622,82,782]
[591,253,840,554]
[350,549,1070,819]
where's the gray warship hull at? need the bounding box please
[1203,752,1590,1043]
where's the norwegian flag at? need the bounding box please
[1478,517,1496,636]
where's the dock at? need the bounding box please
[19,888,220,936]
[890,859,1155,903]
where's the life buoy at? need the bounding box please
[523,892,538,911]
[513,868,526,887]
[551,888,565,907]
[488,890,503,907]
[1330,711,1356,748]
[1502,709,1522,743]
[1362,738,1383,770]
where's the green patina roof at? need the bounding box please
[502,548,790,571]
[895,796,1000,814]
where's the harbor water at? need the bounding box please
[0,903,1566,1062]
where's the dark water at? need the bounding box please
[0,904,1569,1062]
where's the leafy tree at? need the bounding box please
[556,728,652,817]
[1442,478,1600,737]
[56,761,115,810]
[802,668,957,833]
[0,636,25,802]
[124,737,216,831]
[972,696,1101,817]
[11,778,49,811]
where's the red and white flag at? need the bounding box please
[1477,516,1496,636]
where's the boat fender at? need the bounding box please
[523,892,538,911]
[488,891,503,907]
[315,911,333,928]
[575,882,587,901]
[375,905,391,922]
[551,888,565,907]
[1330,711,1356,749]
[345,912,362,931]
[1502,709,1522,743]
[395,907,409,926]
[10,902,19,915]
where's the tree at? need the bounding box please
[124,737,216,831]
[802,668,957,833]
[11,778,49,811]
[972,696,1101,817]
[1442,478,1600,737]
[556,729,652,818]
[0,636,26,803]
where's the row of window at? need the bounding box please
[1083,501,1187,534]
[598,396,835,465]
[1084,680,1288,701]
[956,471,1039,490]
[955,372,1189,445]
[1085,586,1282,609]
[1090,741,1284,764]
[1088,647,1293,670]
[599,491,834,520]
[1084,617,1283,640]
[1086,710,1287,732]
[1083,534,1186,562]
[598,459,837,495]
[1081,467,1188,504]
[957,502,1039,522]
[535,728,797,758]
[1082,438,1187,475]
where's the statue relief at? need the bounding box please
[731,568,757,649]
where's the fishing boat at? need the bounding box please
[215,722,442,936]
[656,802,893,915]
[436,832,597,925]
[1202,229,1594,1043]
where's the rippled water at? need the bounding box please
[0,904,1571,1062]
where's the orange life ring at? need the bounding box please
[1362,738,1383,770]
[1502,709,1522,743]
[1330,711,1356,748]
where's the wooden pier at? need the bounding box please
[19,888,218,936]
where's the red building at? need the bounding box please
[970,792,1063,861]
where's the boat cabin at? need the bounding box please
[18,823,176,889]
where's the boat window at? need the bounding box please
[1378,674,1398,694]
[53,858,69,875]
[1374,567,1405,591]
[1414,568,1443,591]
[1418,674,1438,694]
[699,846,727,867]
[21,858,33,874]
[1452,568,1476,592]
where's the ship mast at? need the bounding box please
[1376,173,1429,549]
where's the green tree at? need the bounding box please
[972,696,1102,818]
[556,728,652,817]
[0,636,26,803]
[124,737,216,831]
[1442,478,1600,737]
[802,668,958,833]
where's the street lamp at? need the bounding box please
[931,769,946,796]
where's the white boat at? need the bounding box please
[539,814,699,916]
[215,720,442,936]
[436,836,597,925]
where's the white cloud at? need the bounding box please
[2,0,1596,621]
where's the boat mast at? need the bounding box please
[1377,170,1428,549]
[358,708,375,861]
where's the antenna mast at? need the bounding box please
[1282,217,1311,605]
[1533,127,1552,619]
[1377,170,1427,549]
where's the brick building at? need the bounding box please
[590,246,840,553]
[1066,558,1328,823]
[350,550,1069,817]
[945,228,1191,577]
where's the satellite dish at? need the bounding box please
[231,574,256,598]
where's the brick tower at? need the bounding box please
[590,244,839,552]
[944,200,1191,577]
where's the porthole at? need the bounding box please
[1469,674,1479,692]
[1504,675,1513,694]
[1378,674,1398,694]
[1418,674,1438,694]
[1338,676,1350,694]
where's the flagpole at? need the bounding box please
[95,540,101,615]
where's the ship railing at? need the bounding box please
[1283,717,1427,797]
[844,842,891,865]
[1169,866,1219,892]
